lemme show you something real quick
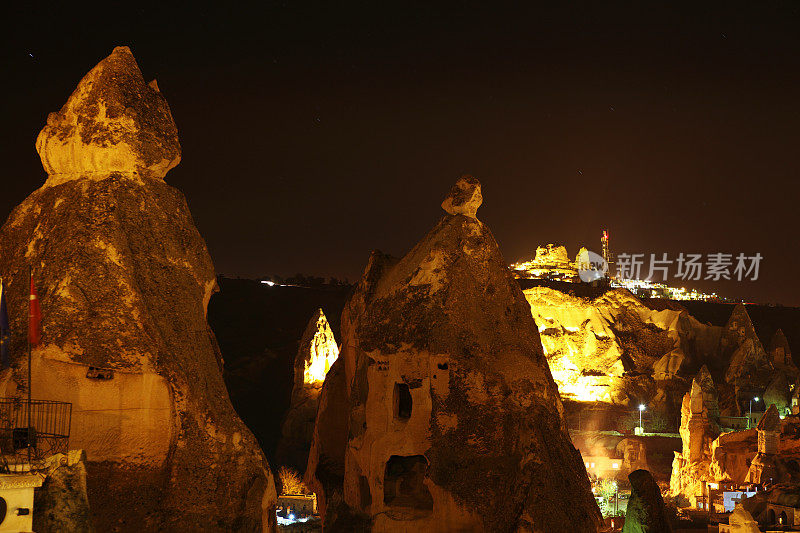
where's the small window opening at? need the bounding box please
[87,367,114,380]
[393,383,412,420]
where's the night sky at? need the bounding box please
[3,3,800,305]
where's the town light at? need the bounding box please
[638,404,646,434]
[748,397,760,429]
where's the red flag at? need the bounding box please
[29,277,41,347]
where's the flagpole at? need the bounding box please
[27,266,32,469]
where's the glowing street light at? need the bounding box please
[639,404,646,433]
[749,397,760,429]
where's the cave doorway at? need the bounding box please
[767,508,776,524]
[383,455,433,510]
[393,383,413,420]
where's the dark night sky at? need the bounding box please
[3,2,800,304]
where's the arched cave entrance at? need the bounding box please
[383,455,433,511]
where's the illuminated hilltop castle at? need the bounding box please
[511,231,723,302]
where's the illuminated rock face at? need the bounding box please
[534,244,571,267]
[0,47,275,531]
[276,309,339,472]
[299,309,339,386]
[669,368,720,504]
[524,286,721,407]
[524,287,629,403]
[306,178,601,532]
[524,288,789,423]
[36,47,181,181]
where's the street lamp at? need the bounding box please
[639,404,646,434]
[748,397,759,429]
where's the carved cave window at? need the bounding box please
[86,367,114,380]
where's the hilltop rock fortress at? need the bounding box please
[276,308,339,473]
[0,47,276,531]
[305,176,601,531]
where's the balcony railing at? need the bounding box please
[0,398,72,472]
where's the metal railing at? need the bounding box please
[0,398,72,472]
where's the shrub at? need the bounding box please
[278,466,307,495]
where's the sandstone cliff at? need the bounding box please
[0,47,275,531]
[306,177,601,531]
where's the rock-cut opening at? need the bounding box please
[393,383,413,420]
[383,455,433,511]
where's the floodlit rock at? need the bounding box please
[307,178,601,531]
[524,286,719,412]
[728,506,760,533]
[36,46,181,181]
[0,47,275,531]
[33,450,92,533]
[277,308,339,473]
[440,175,482,219]
[534,244,571,267]
[708,429,758,485]
[622,469,672,533]
[524,287,628,403]
[669,368,720,503]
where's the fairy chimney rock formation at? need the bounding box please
[745,404,783,484]
[771,329,792,365]
[769,329,798,383]
[670,367,721,503]
[722,304,773,391]
[680,368,720,463]
[306,177,601,532]
[276,309,339,472]
[0,47,276,531]
[440,175,482,219]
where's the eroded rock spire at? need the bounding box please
[36,46,181,181]
[305,176,601,531]
[441,174,482,219]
